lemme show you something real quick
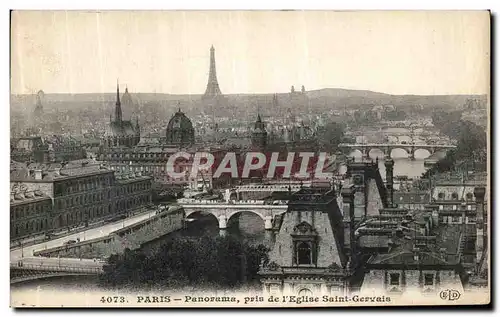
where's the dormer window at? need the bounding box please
[291,221,318,266]
[297,242,312,265]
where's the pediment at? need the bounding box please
[292,221,318,236]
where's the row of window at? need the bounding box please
[54,182,151,210]
[54,174,114,196]
[437,192,474,200]
[439,215,476,224]
[388,272,437,287]
[11,194,151,240]
[103,152,170,159]
[111,165,188,173]
[11,218,48,238]
[11,202,52,221]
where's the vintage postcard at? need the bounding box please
[9,10,490,307]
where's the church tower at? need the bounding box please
[115,82,123,123]
[252,113,268,150]
[203,45,222,98]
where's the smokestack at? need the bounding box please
[385,158,394,207]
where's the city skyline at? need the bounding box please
[11,11,489,96]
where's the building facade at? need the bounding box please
[10,159,152,240]
[10,189,53,240]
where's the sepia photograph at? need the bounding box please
[8,10,490,308]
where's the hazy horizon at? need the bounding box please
[9,86,488,97]
[11,11,489,96]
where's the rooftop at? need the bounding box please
[288,187,336,206]
[10,190,51,206]
[10,159,112,182]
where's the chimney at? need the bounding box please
[412,247,420,262]
[439,247,447,260]
[418,223,426,236]
[34,169,42,180]
[384,158,394,207]
[474,186,487,254]
[341,185,356,255]
[474,187,486,226]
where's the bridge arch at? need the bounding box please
[366,147,386,159]
[347,148,364,158]
[389,147,411,158]
[184,209,220,222]
[413,148,432,159]
[227,209,266,223]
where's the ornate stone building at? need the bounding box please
[103,83,140,148]
[260,187,350,296]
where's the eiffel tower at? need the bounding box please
[203,45,222,99]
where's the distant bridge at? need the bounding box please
[338,143,456,159]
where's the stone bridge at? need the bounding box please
[338,143,456,159]
[10,263,102,284]
[178,198,289,232]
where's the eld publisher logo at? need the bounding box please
[439,289,461,301]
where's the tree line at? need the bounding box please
[422,110,487,178]
[99,235,269,290]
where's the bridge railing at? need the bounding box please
[180,199,289,206]
[235,184,302,191]
[11,263,103,274]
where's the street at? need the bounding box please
[10,209,158,262]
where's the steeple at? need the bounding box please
[135,116,140,133]
[115,80,123,123]
[254,113,265,131]
[203,45,222,98]
[252,112,267,150]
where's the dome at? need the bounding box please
[166,109,195,146]
[122,87,134,107]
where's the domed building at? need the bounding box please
[165,108,195,146]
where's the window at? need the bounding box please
[390,273,400,285]
[438,192,445,200]
[466,193,473,201]
[424,273,434,286]
[298,288,313,297]
[297,242,312,265]
[451,192,458,200]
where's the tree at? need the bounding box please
[99,235,270,290]
[316,121,346,151]
[422,113,487,178]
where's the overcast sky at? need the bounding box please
[11,10,489,95]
